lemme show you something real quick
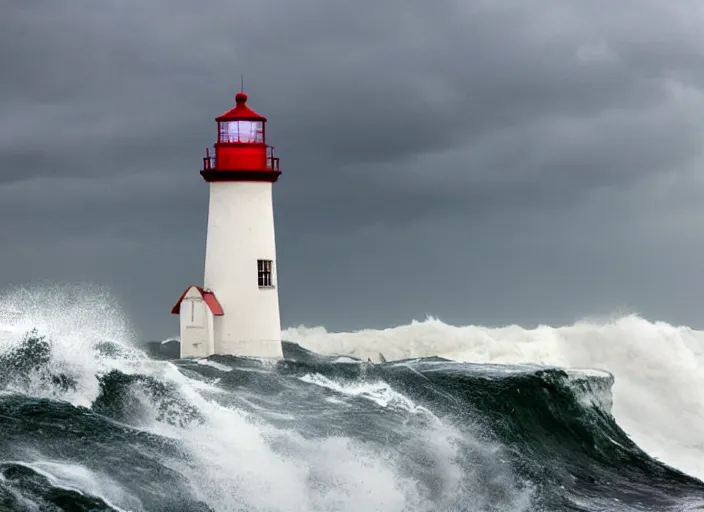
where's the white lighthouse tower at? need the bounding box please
[171,90,283,359]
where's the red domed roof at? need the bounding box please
[215,91,267,122]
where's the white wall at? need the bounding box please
[203,181,283,358]
[179,286,215,358]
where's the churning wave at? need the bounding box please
[0,284,703,511]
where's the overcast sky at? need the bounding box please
[2,0,704,340]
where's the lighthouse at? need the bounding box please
[171,90,283,359]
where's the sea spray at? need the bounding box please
[284,314,704,481]
[0,284,703,510]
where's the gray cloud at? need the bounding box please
[2,0,704,338]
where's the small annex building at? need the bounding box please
[170,285,224,358]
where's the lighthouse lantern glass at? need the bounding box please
[219,121,264,143]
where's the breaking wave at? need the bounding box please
[0,284,703,511]
[284,313,704,483]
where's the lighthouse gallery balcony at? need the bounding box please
[202,147,279,173]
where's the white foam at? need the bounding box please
[4,459,137,512]
[284,314,704,481]
[299,373,425,412]
[0,283,141,407]
[167,370,531,512]
[564,368,613,379]
[330,356,360,364]
[195,359,233,372]
[0,284,533,512]
[5,283,699,508]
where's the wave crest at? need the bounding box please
[284,313,704,480]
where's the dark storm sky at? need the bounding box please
[2,1,704,339]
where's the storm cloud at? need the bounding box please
[1,0,704,339]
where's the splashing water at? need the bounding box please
[0,285,535,511]
[0,284,703,511]
[0,283,142,407]
[284,315,704,481]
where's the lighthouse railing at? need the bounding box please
[201,149,280,173]
[267,156,280,171]
[266,146,280,171]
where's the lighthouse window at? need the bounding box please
[219,121,263,143]
[257,259,273,288]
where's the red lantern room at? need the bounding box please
[200,91,281,183]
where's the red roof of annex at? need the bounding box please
[170,286,224,316]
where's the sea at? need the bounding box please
[0,284,703,512]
